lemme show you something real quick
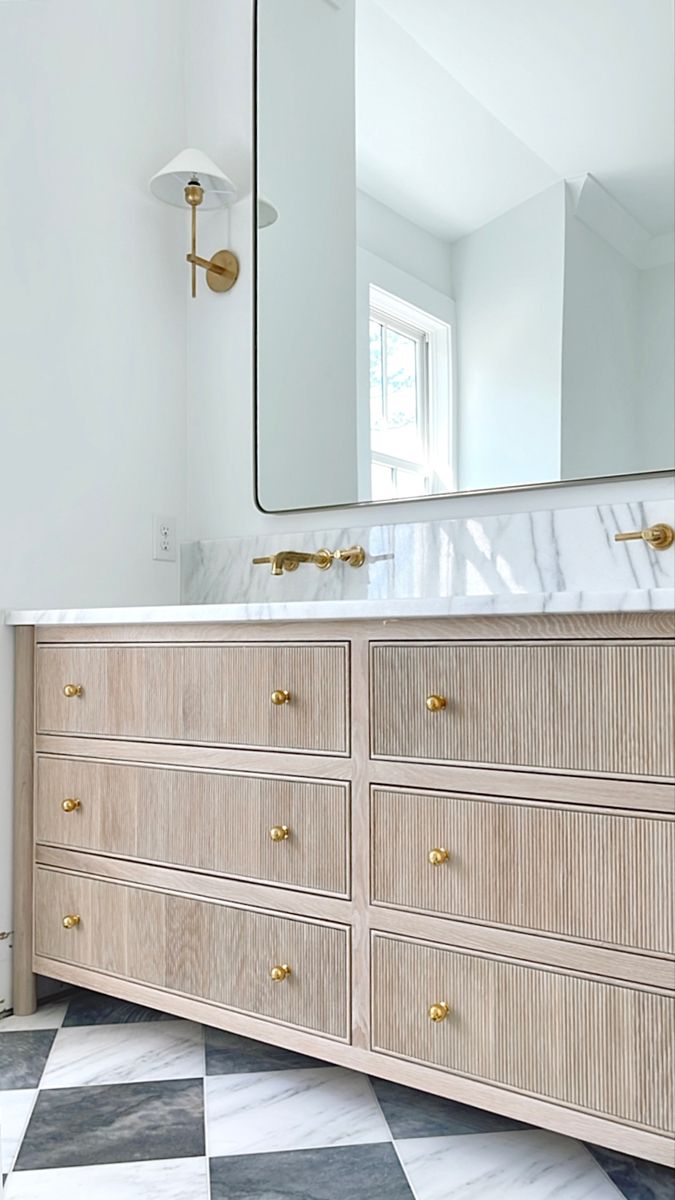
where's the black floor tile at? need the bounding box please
[14,1078,205,1171]
[205,1027,321,1075]
[370,1077,528,1139]
[587,1144,675,1199]
[0,1030,57,1089]
[63,987,174,1027]
[209,1143,414,1199]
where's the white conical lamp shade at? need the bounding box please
[149,148,237,210]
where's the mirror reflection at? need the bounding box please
[256,0,675,511]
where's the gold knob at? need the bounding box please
[426,694,447,712]
[428,847,449,866]
[271,689,291,705]
[61,798,81,813]
[270,963,291,982]
[63,684,83,698]
[428,1002,450,1023]
[270,825,290,841]
[62,915,81,929]
[614,523,674,551]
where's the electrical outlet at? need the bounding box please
[153,515,177,562]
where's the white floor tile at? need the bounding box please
[0,1004,68,1034]
[205,1066,391,1157]
[3,1156,209,1200]
[40,1020,204,1089]
[0,1091,37,1176]
[396,1129,624,1200]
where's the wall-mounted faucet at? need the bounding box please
[252,546,366,576]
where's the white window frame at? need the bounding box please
[368,283,455,499]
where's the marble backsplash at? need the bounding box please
[180,498,675,611]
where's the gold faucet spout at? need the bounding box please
[252,546,366,575]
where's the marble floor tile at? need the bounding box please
[210,1143,414,1199]
[4,1156,209,1200]
[396,1129,624,1199]
[0,1003,68,1034]
[0,1033,57,1090]
[14,1078,205,1171]
[0,1090,37,1175]
[205,1067,391,1158]
[62,987,174,1027]
[205,1027,321,1075]
[587,1143,675,1199]
[40,1019,204,1088]
[370,1077,528,1140]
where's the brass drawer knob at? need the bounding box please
[62,914,81,929]
[270,963,292,982]
[63,684,84,698]
[614,523,674,550]
[428,1002,450,1023]
[271,689,291,706]
[428,847,449,866]
[61,798,81,813]
[270,825,290,842]
[425,694,447,712]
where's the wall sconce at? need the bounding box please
[149,148,239,298]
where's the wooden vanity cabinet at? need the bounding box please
[13,612,675,1166]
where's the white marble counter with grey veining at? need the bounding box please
[5,496,674,625]
[4,587,674,626]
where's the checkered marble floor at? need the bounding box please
[1,991,673,1199]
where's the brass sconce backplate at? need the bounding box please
[205,250,240,293]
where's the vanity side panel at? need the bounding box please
[12,625,37,1014]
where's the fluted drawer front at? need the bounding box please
[371,934,674,1132]
[36,643,349,754]
[371,789,675,954]
[36,758,350,897]
[35,868,350,1039]
[371,641,674,777]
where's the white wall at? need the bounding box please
[451,184,566,491]
[256,0,358,511]
[0,0,189,1010]
[561,206,640,479]
[636,262,675,472]
[561,203,675,480]
[357,191,454,294]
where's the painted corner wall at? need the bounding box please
[0,0,190,1010]
[451,184,566,492]
[256,0,358,511]
[561,197,675,479]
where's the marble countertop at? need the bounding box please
[4,588,674,626]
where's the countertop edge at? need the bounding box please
[4,589,675,626]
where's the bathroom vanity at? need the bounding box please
[10,602,674,1166]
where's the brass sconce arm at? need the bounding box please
[252,546,366,575]
[184,182,239,297]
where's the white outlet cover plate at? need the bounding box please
[153,514,177,562]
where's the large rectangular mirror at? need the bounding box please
[255,0,674,512]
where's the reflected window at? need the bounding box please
[369,288,453,501]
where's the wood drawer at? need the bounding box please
[370,641,674,777]
[371,788,675,955]
[36,643,349,754]
[36,758,350,897]
[35,867,350,1039]
[371,933,674,1132]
